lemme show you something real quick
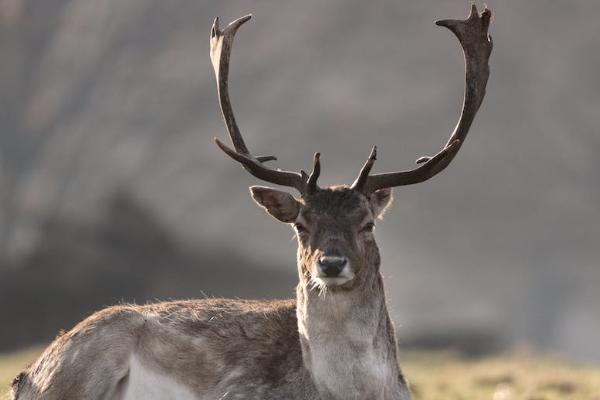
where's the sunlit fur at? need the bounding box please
[11,187,409,400]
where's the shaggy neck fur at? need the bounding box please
[296,257,409,400]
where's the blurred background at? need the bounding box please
[0,0,598,363]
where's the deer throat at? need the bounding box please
[296,277,402,400]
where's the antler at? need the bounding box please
[352,5,493,193]
[211,15,320,195]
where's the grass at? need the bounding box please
[1,348,599,399]
[0,347,42,399]
[403,351,600,400]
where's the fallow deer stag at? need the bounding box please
[11,5,492,400]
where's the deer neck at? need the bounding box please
[296,264,403,400]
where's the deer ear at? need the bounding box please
[249,186,301,223]
[369,188,393,219]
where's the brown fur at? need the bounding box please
[12,187,409,400]
[13,300,318,399]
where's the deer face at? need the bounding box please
[250,186,392,291]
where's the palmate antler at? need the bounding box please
[210,15,321,196]
[211,5,493,196]
[352,5,493,193]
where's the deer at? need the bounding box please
[11,5,492,400]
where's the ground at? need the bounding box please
[1,348,599,399]
[403,351,600,400]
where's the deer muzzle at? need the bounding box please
[317,256,348,277]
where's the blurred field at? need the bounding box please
[2,0,600,363]
[2,348,599,399]
[0,347,42,399]
[404,351,600,400]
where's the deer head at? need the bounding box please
[210,6,492,292]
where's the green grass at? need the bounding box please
[1,348,599,399]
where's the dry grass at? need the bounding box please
[403,351,600,400]
[1,348,599,399]
[0,347,42,399]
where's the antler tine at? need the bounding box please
[211,15,316,195]
[306,153,321,194]
[351,146,377,192]
[356,5,493,194]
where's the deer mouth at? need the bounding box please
[315,276,354,287]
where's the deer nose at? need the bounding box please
[317,256,348,277]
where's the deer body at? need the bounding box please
[13,284,407,400]
[13,190,409,400]
[12,300,314,399]
[12,5,492,400]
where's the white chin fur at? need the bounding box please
[315,276,353,287]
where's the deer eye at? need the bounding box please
[294,223,309,234]
[360,222,375,233]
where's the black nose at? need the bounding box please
[318,257,348,277]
